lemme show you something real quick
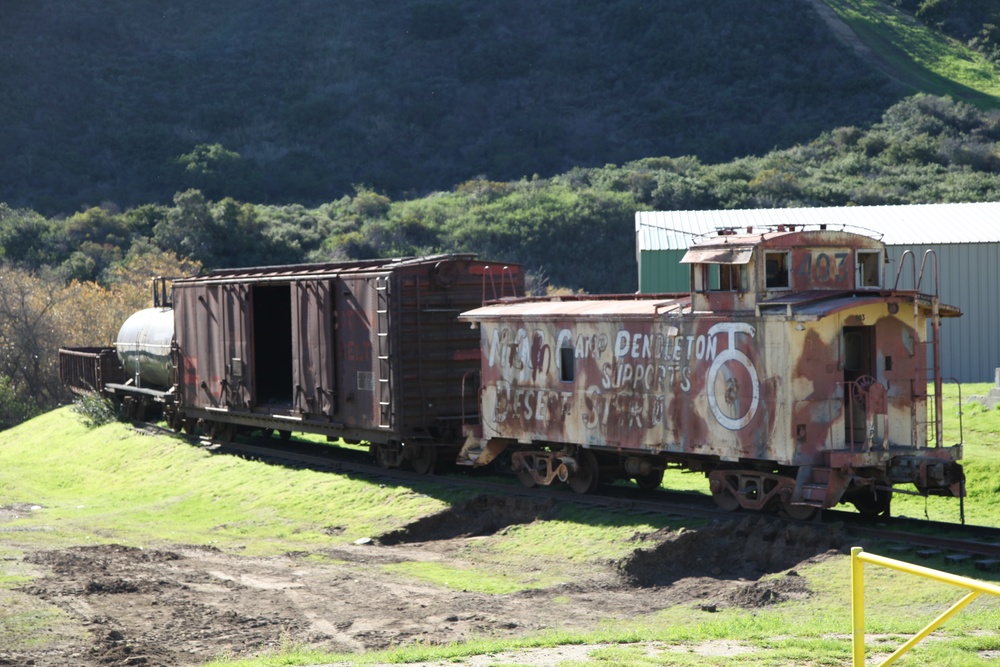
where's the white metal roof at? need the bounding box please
[636,202,1000,252]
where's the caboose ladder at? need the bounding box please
[374,276,392,429]
[911,298,944,448]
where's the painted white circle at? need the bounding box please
[707,348,760,431]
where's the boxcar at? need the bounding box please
[168,254,523,471]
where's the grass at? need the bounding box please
[821,0,1000,107]
[5,395,1000,666]
[0,409,473,555]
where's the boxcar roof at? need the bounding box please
[172,253,480,285]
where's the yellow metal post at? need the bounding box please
[851,547,865,667]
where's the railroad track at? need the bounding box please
[145,424,1000,568]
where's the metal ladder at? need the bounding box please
[895,249,944,447]
[374,276,392,429]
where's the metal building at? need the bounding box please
[635,202,1000,383]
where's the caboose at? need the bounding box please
[459,227,965,518]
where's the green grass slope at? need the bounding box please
[821,0,1000,106]
[0,408,455,553]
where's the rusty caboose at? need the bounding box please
[459,228,964,518]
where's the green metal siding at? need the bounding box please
[638,250,690,293]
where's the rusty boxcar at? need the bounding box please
[458,228,964,518]
[61,254,524,472]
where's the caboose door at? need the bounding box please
[843,325,875,445]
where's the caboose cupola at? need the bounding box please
[681,227,887,313]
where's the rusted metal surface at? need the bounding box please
[58,347,125,395]
[462,229,964,511]
[170,255,525,446]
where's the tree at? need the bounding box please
[0,264,70,415]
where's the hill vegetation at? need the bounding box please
[3,0,905,213]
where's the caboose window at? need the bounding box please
[857,251,882,289]
[717,264,744,291]
[765,252,789,289]
[559,346,575,382]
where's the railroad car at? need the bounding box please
[60,255,524,473]
[457,227,965,518]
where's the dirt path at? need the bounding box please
[803,0,910,87]
[0,500,846,666]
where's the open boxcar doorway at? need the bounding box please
[252,285,294,406]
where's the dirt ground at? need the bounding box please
[0,498,847,667]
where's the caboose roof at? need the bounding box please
[757,291,961,318]
[460,294,691,322]
[679,229,883,265]
[461,288,960,322]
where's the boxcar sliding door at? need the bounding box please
[175,282,252,410]
[291,280,336,417]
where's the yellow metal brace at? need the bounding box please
[851,546,1000,666]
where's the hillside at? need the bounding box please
[2,0,905,213]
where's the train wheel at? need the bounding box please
[516,465,537,488]
[853,488,891,519]
[634,469,664,491]
[409,445,437,475]
[781,496,819,521]
[168,410,184,432]
[568,450,599,494]
[374,443,401,469]
[279,430,292,441]
[712,488,740,512]
[710,473,741,512]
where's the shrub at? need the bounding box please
[72,391,119,428]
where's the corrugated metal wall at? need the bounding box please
[886,243,1000,384]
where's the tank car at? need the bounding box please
[458,227,965,518]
